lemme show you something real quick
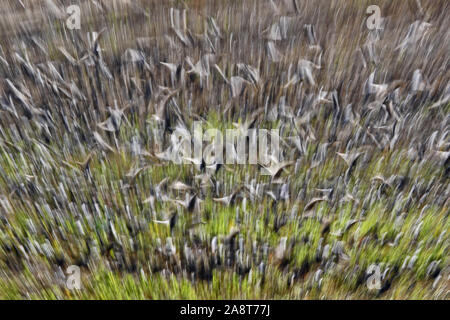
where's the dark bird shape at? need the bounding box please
[173,193,200,213]
[224,227,240,244]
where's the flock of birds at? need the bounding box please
[0,0,448,299]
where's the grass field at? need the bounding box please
[0,0,448,299]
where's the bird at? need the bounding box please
[62,152,94,171]
[213,187,243,206]
[273,237,293,267]
[124,163,151,185]
[395,20,432,51]
[148,89,179,132]
[97,104,130,132]
[336,151,364,168]
[164,237,176,256]
[93,131,116,153]
[152,212,178,233]
[297,59,321,86]
[363,71,387,99]
[267,41,283,62]
[170,180,194,191]
[224,227,240,245]
[172,193,200,213]
[304,196,329,212]
[259,161,294,179]
[411,69,430,92]
[237,63,260,86]
[186,54,212,85]
[160,61,184,86]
